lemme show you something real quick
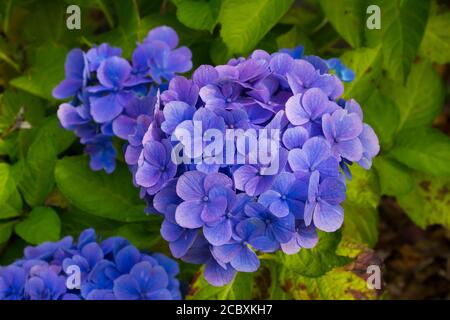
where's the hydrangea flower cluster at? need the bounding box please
[121,45,379,286]
[0,229,181,300]
[53,26,192,173]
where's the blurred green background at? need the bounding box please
[0,0,448,299]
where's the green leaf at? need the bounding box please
[188,268,255,299]
[380,0,430,82]
[0,163,22,218]
[219,0,293,54]
[0,203,20,219]
[390,128,450,177]
[419,12,450,64]
[15,206,61,244]
[94,0,140,58]
[0,163,13,203]
[319,0,365,48]
[341,165,380,248]
[10,44,67,100]
[373,156,413,196]
[18,128,57,207]
[386,60,444,131]
[276,25,314,54]
[281,231,351,278]
[55,156,148,222]
[173,0,221,31]
[397,174,450,228]
[0,220,16,244]
[362,90,400,149]
[36,117,76,154]
[340,46,383,101]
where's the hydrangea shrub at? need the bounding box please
[53,26,379,287]
[0,229,181,300]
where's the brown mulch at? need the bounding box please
[375,197,450,299]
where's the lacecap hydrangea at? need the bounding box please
[53,26,192,173]
[122,45,379,286]
[0,229,181,300]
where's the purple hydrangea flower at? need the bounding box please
[175,171,233,229]
[288,137,339,180]
[135,139,177,195]
[304,171,346,232]
[258,172,307,218]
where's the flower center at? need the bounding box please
[203,196,209,202]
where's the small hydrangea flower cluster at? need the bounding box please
[0,229,181,300]
[53,26,192,173]
[122,45,379,286]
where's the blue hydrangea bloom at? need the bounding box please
[54,26,192,174]
[122,44,380,287]
[0,229,181,300]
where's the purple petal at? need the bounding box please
[230,247,259,272]
[169,229,198,258]
[135,162,161,188]
[175,200,205,228]
[335,138,363,162]
[282,126,309,150]
[314,202,344,232]
[52,78,83,99]
[193,65,219,87]
[144,26,179,49]
[115,245,140,273]
[203,219,232,246]
[97,57,131,88]
[176,171,206,200]
[112,115,136,140]
[204,260,236,287]
[233,165,258,192]
[318,177,346,205]
[285,94,310,125]
[90,93,125,123]
[113,275,140,300]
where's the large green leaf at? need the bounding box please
[373,156,413,197]
[383,60,444,131]
[419,12,450,64]
[362,90,400,149]
[319,0,365,48]
[340,46,383,101]
[0,220,16,244]
[380,0,430,82]
[0,163,13,203]
[10,44,67,100]
[341,166,380,248]
[281,231,351,278]
[390,128,450,177]
[55,156,148,222]
[15,206,61,244]
[18,128,57,207]
[173,0,221,32]
[397,174,450,228]
[219,0,293,54]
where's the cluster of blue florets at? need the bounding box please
[53,26,192,173]
[0,229,181,300]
